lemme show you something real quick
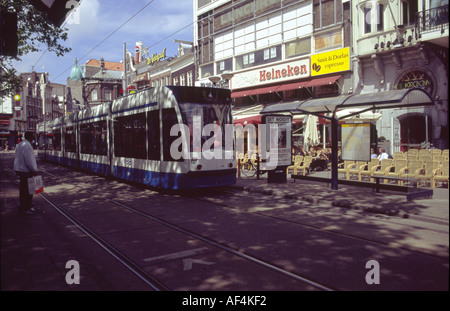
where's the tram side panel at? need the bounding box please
[111,89,163,188]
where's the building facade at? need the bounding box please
[352,0,448,151]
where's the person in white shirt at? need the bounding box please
[14,132,39,214]
[377,147,389,160]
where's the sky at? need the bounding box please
[13,0,195,85]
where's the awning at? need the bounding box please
[233,114,262,125]
[231,86,279,99]
[133,73,148,83]
[303,75,341,88]
[231,75,342,99]
[261,87,434,116]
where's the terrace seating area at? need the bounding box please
[238,148,449,189]
[341,148,449,189]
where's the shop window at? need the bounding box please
[104,89,112,101]
[92,89,98,101]
[236,45,281,70]
[285,37,311,58]
[313,0,343,30]
[200,63,214,79]
[402,0,418,26]
[361,1,385,34]
[216,58,233,75]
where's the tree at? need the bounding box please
[0,0,71,96]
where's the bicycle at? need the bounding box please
[238,154,268,177]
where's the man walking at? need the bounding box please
[14,132,39,214]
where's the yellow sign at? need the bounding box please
[311,47,350,77]
[147,48,166,65]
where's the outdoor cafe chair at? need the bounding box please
[433,160,449,189]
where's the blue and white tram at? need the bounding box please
[46,117,64,165]
[78,103,111,175]
[37,86,236,190]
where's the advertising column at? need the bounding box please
[263,115,292,183]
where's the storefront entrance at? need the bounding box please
[399,114,433,150]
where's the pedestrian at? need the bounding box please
[377,147,389,160]
[371,148,378,159]
[14,132,39,214]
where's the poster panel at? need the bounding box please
[341,123,371,161]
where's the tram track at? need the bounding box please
[4,156,447,290]
[38,168,335,291]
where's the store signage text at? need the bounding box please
[147,48,166,65]
[396,71,433,91]
[311,47,350,76]
[232,58,310,89]
[260,64,308,82]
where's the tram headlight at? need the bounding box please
[228,163,233,168]
[196,164,203,170]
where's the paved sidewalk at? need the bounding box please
[231,173,449,220]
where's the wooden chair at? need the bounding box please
[338,160,355,179]
[433,160,449,189]
[287,155,303,175]
[347,161,367,180]
[442,149,449,159]
[385,159,408,184]
[371,159,394,183]
[416,161,441,188]
[294,156,312,175]
[359,158,379,181]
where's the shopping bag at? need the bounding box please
[27,175,44,195]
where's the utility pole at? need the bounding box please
[123,42,127,96]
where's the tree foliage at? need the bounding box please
[1,0,71,96]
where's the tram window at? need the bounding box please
[80,121,107,155]
[64,126,77,153]
[162,108,182,162]
[53,130,61,151]
[80,123,93,154]
[114,113,147,159]
[147,110,161,160]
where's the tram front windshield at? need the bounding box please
[179,102,232,153]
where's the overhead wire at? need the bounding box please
[52,0,157,81]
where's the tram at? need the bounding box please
[37,86,237,190]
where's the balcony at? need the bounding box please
[415,5,449,47]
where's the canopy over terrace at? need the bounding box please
[261,87,434,190]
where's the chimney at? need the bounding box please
[100,58,105,72]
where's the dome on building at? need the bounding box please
[69,58,84,81]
